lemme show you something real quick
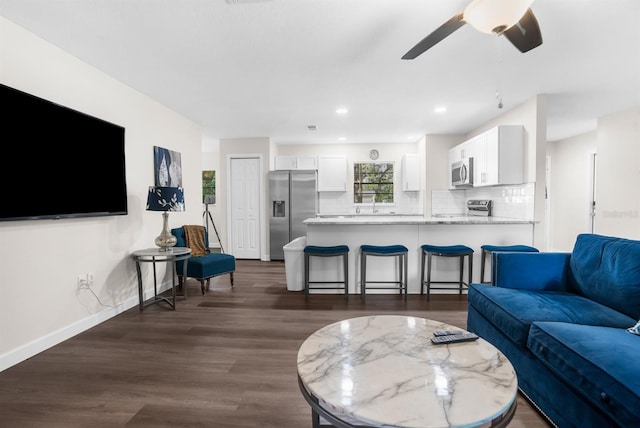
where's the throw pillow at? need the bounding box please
[628,319,640,336]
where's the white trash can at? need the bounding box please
[283,236,306,291]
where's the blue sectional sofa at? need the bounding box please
[467,233,640,428]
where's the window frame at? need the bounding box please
[353,161,395,205]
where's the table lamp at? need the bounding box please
[146,186,185,251]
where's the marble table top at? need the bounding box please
[297,315,517,428]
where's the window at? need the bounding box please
[354,162,394,204]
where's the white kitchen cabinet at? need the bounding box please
[448,125,524,188]
[296,156,317,170]
[402,154,421,191]
[474,125,524,187]
[274,156,317,170]
[448,140,471,165]
[317,156,347,191]
[274,156,296,170]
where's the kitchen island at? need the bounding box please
[302,215,535,295]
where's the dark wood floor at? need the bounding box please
[0,260,550,427]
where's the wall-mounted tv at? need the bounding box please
[1,83,128,221]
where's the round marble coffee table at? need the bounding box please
[297,315,517,428]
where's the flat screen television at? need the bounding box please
[1,83,128,221]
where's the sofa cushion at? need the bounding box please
[467,283,636,347]
[528,322,640,427]
[570,234,640,319]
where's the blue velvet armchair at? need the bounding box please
[171,226,235,294]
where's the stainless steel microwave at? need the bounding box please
[451,158,474,187]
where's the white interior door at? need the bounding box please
[229,157,261,259]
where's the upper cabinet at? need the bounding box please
[274,155,317,170]
[317,156,347,192]
[474,125,524,187]
[402,154,421,191]
[449,125,524,188]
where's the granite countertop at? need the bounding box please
[304,214,534,225]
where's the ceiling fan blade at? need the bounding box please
[502,8,543,53]
[402,13,465,60]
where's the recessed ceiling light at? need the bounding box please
[338,137,347,141]
[336,107,349,115]
[434,106,447,114]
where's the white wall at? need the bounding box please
[594,107,640,239]
[0,17,204,371]
[547,132,597,251]
[546,107,640,249]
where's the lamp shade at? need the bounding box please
[146,186,185,212]
[463,0,534,34]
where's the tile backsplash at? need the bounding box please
[432,183,535,220]
[318,190,423,215]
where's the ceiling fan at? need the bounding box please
[402,0,542,60]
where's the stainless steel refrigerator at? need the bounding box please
[269,170,317,260]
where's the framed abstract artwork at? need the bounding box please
[202,170,216,204]
[153,146,182,187]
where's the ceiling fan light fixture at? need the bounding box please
[463,0,534,34]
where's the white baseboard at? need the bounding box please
[0,281,173,372]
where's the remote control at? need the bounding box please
[433,330,463,337]
[431,332,479,345]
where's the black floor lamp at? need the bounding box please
[203,195,224,253]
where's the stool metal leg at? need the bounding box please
[426,253,433,301]
[468,255,473,289]
[304,253,310,300]
[398,254,402,296]
[343,252,349,300]
[403,253,408,300]
[458,254,464,294]
[361,252,366,302]
[420,251,426,295]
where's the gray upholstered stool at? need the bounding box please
[360,244,408,301]
[480,244,539,284]
[304,245,350,300]
[420,244,473,301]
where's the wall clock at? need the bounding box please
[369,149,379,160]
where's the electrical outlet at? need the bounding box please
[77,273,94,288]
[78,275,88,288]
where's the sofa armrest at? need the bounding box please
[493,252,572,291]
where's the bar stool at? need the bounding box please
[304,245,350,300]
[360,244,408,301]
[480,244,539,284]
[420,244,473,301]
